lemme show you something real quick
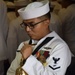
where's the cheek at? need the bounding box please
[34,28,44,36]
[30,29,43,40]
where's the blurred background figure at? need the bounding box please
[57,0,62,3]
[7,17,29,64]
[0,0,9,75]
[49,2,62,37]
[6,0,32,23]
[50,12,62,37]
[4,0,14,2]
[7,0,30,64]
[58,0,75,56]
[5,0,16,23]
[14,0,32,17]
[50,0,62,14]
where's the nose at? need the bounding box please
[25,26,31,32]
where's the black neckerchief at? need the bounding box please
[29,37,54,55]
[29,39,32,44]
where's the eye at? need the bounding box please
[29,23,34,27]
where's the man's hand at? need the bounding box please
[20,43,33,60]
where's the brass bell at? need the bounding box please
[15,44,36,75]
[16,67,28,75]
[15,58,28,75]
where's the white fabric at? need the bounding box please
[22,31,71,75]
[7,31,71,75]
[58,4,75,56]
[18,1,50,20]
[7,16,29,63]
[6,1,15,7]
[0,0,8,60]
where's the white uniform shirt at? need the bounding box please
[7,31,71,75]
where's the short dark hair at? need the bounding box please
[38,12,51,20]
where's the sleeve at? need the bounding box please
[7,52,22,75]
[22,43,71,75]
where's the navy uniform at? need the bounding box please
[7,31,71,75]
[7,1,71,75]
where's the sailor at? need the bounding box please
[7,0,71,75]
[0,0,9,75]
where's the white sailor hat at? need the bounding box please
[18,0,50,20]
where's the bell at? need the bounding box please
[15,58,28,75]
[15,44,36,75]
[16,67,28,75]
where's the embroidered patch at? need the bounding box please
[49,65,60,70]
[48,57,60,70]
[53,57,60,64]
[36,50,50,59]
[36,50,50,66]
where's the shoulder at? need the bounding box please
[49,31,69,49]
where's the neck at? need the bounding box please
[38,28,50,41]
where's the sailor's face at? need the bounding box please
[23,18,50,40]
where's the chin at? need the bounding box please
[29,35,40,40]
[31,37,37,40]
[29,35,34,39]
[30,36,38,40]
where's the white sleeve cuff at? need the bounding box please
[22,55,39,75]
